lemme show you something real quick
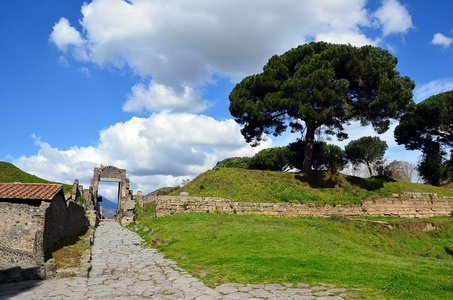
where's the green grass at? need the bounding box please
[172,167,453,205]
[134,209,453,300]
[0,161,72,194]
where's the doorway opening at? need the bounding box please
[98,182,119,219]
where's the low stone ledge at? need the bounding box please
[154,193,453,218]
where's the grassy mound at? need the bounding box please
[172,167,453,205]
[0,161,72,194]
[135,210,453,300]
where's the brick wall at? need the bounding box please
[152,193,453,218]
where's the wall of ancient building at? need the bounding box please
[150,193,453,219]
[0,202,46,265]
[0,195,89,266]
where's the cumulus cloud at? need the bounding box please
[414,78,453,102]
[49,17,88,61]
[432,33,453,48]
[374,0,414,36]
[123,81,207,113]
[13,112,272,194]
[49,0,416,113]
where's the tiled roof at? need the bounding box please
[0,183,63,201]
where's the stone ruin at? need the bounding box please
[90,166,136,225]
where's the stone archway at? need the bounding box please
[90,166,136,224]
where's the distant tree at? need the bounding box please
[215,157,251,169]
[385,160,416,182]
[229,42,415,171]
[395,90,453,185]
[345,136,388,177]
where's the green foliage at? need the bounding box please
[345,136,388,176]
[395,90,453,185]
[216,141,346,173]
[248,146,292,171]
[395,90,453,151]
[229,42,414,171]
[215,157,251,169]
[417,144,450,186]
[75,196,86,205]
[135,213,453,300]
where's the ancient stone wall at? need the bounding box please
[0,196,89,266]
[43,196,67,252]
[152,193,453,218]
[64,202,89,237]
[0,202,45,252]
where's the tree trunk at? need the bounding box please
[366,162,373,177]
[302,123,316,172]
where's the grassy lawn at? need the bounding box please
[134,208,453,300]
[172,168,453,205]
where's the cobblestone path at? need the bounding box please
[0,220,359,299]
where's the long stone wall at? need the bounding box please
[151,193,453,218]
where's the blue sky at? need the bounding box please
[1,0,453,200]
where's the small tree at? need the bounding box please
[345,136,388,177]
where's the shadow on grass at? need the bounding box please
[445,247,453,257]
[345,175,396,191]
[44,226,89,262]
[294,171,341,189]
[295,171,397,191]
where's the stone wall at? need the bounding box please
[0,197,89,266]
[151,193,453,218]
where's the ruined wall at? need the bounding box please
[152,193,453,218]
[0,202,46,265]
[64,202,89,238]
[43,196,67,252]
[0,197,89,266]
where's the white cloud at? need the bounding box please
[50,0,415,113]
[72,0,379,84]
[78,67,91,77]
[374,0,414,36]
[414,78,453,102]
[49,17,88,61]
[13,112,272,194]
[123,81,207,113]
[432,33,453,48]
[316,30,380,47]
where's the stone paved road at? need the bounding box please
[0,220,359,299]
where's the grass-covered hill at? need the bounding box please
[172,167,453,205]
[0,161,72,194]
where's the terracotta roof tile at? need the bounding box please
[0,183,63,201]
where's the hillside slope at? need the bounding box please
[0,161,72,194]
[173,167,453,205]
